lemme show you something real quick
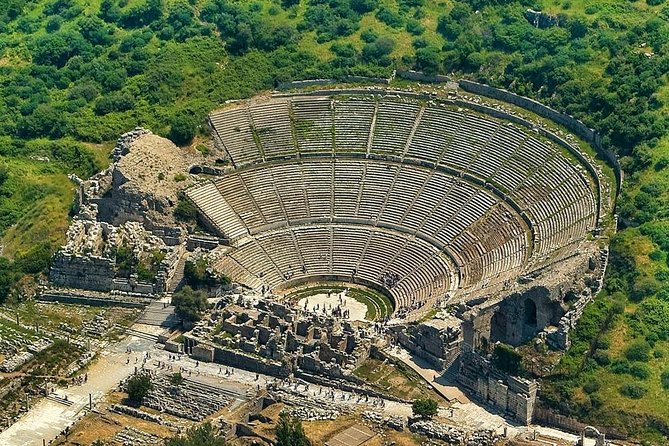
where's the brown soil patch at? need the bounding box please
[54,410,174,446]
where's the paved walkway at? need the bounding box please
[0,335,155,446]
[1,328,624,446]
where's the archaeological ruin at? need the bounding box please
[44,85,616,428]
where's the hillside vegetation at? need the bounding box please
[2,0,669,440]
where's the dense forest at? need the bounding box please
[2,0,669,440]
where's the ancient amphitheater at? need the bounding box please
[185,89,606,325]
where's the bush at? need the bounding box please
[169,372,185,386]
[184,258,229,289]
[492,344,522,375]
[196,144,210,156]
[625,340,652,362]
[611,359,631,375]
[590,392,604,408]
[166,422,227,446]
[276,412,311,446]
[583,380,601,394]
[629,362,651,380]
[126,373,153,403]
[169,112,198,145]
[592,349,611,366]
[412,398,438,418]
[174,196,198,222]
[171,286,208,323]
[661,370,669,389]
[619,382,648,399]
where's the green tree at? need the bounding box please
[276,412,311,446]
[169,112,198,145]
[412,398,438,419]
[126,373,153,404]
[174,196,198,222]
[492,343,522,375]
[414,46,441,75]
[166,422,227,446]
[169,372,185,386]
[171,286,209,323]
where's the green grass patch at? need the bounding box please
[286,282,394,321]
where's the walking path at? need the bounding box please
[0,335,154,446]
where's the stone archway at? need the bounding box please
[524,298,538,326]
[490,311,508,343]
[582,426,606,446]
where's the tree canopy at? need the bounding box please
[276,412,311,446]
[165,422,227,446]
[171,286,209,323]
[412,398,439,419]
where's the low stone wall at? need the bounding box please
[294,371,412,404]
[533,404,629,440]
[277,74,393,90]
[185,336,291,377]
[396,70,451,83]
[39,292,149,308]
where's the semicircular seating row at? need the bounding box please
[211,224,454,320]
[191,94,598,317]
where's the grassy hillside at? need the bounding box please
[2,0,669,440]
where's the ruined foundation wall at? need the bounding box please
[458,350,537,425]
[50,253,115,291]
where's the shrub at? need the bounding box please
[276,412,311,446]
[595,337,611,350]
[174,196,198,222]
[583,380,601,394]
[172,286,209,323]
[492,344,522,375]
[169,372,185,386]
[169,113,198,145]
[592,349,611,366]
[166,422,227,446]
[126,373,153,403]
[661,369,669,389]
[629,362,651,380]
[196,144,210,156]
[412,398,438,418]
[619,382,648,399]
[611,359,631,375]
[625,340,652,362]
[590,392,604,408]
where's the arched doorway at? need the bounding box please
[524,299,537,326]
[490,311,508,343]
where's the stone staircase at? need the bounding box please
[168,254,188,293]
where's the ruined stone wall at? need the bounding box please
[391,321,461,370]
[463,246,604,350]
[546,247,609,349]
[50,253,115,291]
[458,350,537,425]
[185,335,291,376]
[396,70,451,83]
